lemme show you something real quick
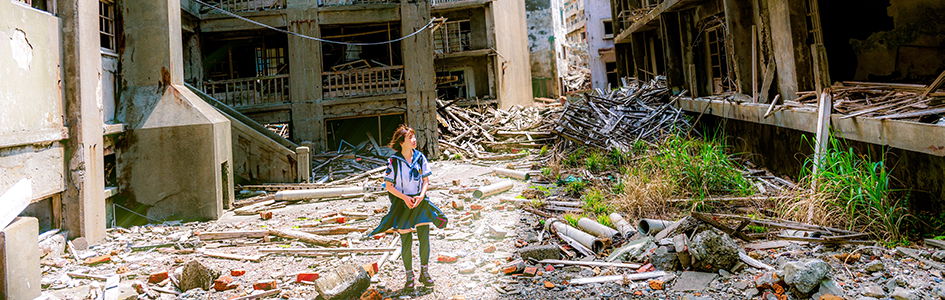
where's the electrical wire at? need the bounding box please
[193,0,436,46]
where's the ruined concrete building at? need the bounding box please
[557,0,617,93]
[1,0,532,297]
[525,0,567,98]
[607,0,945,202]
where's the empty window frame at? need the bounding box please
[704,24,733,94]
[436,70,469,100]
[603,19,614,38]
[433,20,472,54]
[255,47,287,76]
[99,0,117,52]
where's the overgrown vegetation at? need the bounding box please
[785,135,912,243]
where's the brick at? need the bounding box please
[132,281,150,294]
[543,281,555,289]
[253,279,278,290]
[483,245,496,253]
[259,211,273,220]
[636,263,654,273]
[470,204,483,210]
[363,262,379,276]
[523,266,538,277]
[544,265,555,272]
[148,271,169,284]
[451,200,464,210]
[335,217,347,224]
[296,273,320,283]
[437,255,458,263]
[213,275,237,291]
[360,288,382,300]
[501,260,524,275]
[648,280,664,290]
[230,269,246,277]
[82,255,112,265]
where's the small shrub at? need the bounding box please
[609,148,629,166]
[611,180,626,194]
[541,167,553,178]
[585,151,606,172]
[539,145,549,156]
[563,148,586,167]
[563,179,587,196]
[581,189,610,215]
[596,214,613,228]
[562,213,582,227]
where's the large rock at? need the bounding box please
[607,237,656,262]
[780,259,830,294]
[517,245,561,261]
[654,216,710,240]
[891,287,917,300]
[178,260,220,291]
[316,264,371,300]
[650,246,680,271]
[688,230,739,272]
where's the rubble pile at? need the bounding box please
[554,77,692,150]
[437,101,562,160]
[789,82,945,123]
[308,141,393,184]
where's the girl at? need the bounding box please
[367,124,446,290]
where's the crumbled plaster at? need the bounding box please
[10,29,32,71]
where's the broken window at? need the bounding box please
[326,114,405,152]
[606,61,619,88]
[704,23,733,94]
[436,70,470,100]
[99,0,117,52]
[434,20,472,54]
[201,32,290,108]
[603,19,614,38]
[15,0,53,13]
[321,23,405,98]
[255,47,287,77]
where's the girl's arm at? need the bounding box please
[386,182,414,207]
[411,177,430,208]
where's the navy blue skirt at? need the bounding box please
[368,193,446,236]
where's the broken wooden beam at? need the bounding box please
[538,259,641,269]
[197,230,269,241]
[274,186,364,201]
[268,228,343,247]
[569,271,667,285]
[201,251,265,262]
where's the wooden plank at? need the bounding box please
[921,70,945,98]
[538,259,641,269]
[925,238,945,250]
[269,228,343,247]
[259,247,396,254]
[202,251,265,262]
[196,230,269,240]
[569,271,667,285]
[875,106,945,120]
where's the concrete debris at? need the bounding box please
[865,260,885,272]
[671,271,718,292]
[178,260,220,291]
[650,246,680,271]
[780,259,831,295]
[517,245,561,262]
[607,237,656,262]
[688,230,740,273]
[315,264,371,300]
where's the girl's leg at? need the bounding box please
[417,225,433,285]
[400,232,415,289]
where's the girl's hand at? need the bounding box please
[411,195,424,208]
[401,195,415,208]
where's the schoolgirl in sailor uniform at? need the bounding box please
[368,125,446,290]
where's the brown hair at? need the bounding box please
[387,124,416,152]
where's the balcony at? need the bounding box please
[434,20,471,54]
[202,75,290,110]
[431,0,493,11]
[208,0,285,13]
[319,0,398,7]
[323,66,405,98]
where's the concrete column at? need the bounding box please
[767,0,812,100]
[723,0,754,94]
[401,0,439,156]
[659,12,684,94]
[0,217,41,299]
[630,32,647,79]
[119,0,232,221]
[296,146,311,183]
[58,0,106,243]
[286,2,325,150]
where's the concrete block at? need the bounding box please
[0,217,41,299]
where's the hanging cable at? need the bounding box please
[193,0,436,46]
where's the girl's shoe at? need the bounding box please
[404,270,415,290]
[418,267,434,286]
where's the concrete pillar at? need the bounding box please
[767,0,812,99]
[630,32,647,79]
[401,0,439,156]
[0,217,41,299]
[659,12,684,94]
[119,0,232,221]
[296,146,311,183]
[58,0,106,243]
[286,1,325,150]
[723,0,754,94]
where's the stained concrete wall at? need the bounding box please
[526,0,564,95]
[492,0,534,107]
[847,0,945,83]
[435,56,493,99]
[0,1,67,201]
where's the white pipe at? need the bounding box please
[637,218,673,235]
[609,213,635,238]
[274,186,364,201]
[492,168,530,180]
[577,218,620,239]
[473,180,514,198]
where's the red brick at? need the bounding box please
[470,204,483,210]
[437,255,458,263]
[83,255,111,265]
[253,280,278,290]
[648,280,664,290]
[259,211,273,220]
[363,262,379,276]
[483,245,496,253]
[543,281,555,289]
[335,217,347,224]
[544,265,555,272]
[636,263,654,273]
[296,273,320,283]
[148,271,169,284]
[523,266,538,277]
[214,275,237,291]
[230,269,246,277]
[360,289,382,300]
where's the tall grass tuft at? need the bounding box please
[647,134,752,199]
[794,134,910,242]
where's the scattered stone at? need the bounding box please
[932,251,945,262]
[890,287,917,300]
[671,271,718,292]
[458,262,476,274]
[862,284,885,298]
[517,245,561,261]
[688,230,740,272]
[148,271,169,284]
[544,281,555,289]
[179,260,220,291]
[213,275,237,291]
[865,260,885,273]
[650,246,680,271]
[488,225,508,239]
[833,252,861,263]
[315,264,371,300]
[780,259,830,294]
[811,280,844,299]
[607,237,656,262]
[483,245,497,253]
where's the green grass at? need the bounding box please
[541,167,553,178]
[539,145,549,156]
[584,151,607,172]
[581,189,610,215]
[563,179,587,196]
[801,134,910,242]
[562,213,582,227]
[596,214,613,228]
[563,148,586,167]
[646,134,752,199]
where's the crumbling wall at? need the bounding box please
[526,0,556,80]
[848,0,945,82]
[492,0,535,107]
[0,1,67,200]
